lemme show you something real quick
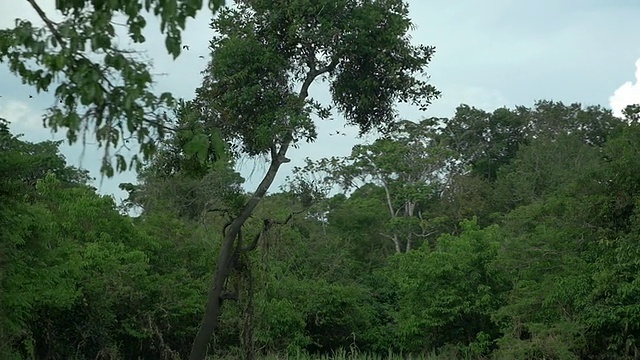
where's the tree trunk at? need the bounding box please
[188,231,236,360]
[393,234,401,253]
[189,150,289,360]
[189,60,328,360]
[405,201,415,252]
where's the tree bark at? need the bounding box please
[189,151,289,360]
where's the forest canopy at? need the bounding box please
[2,0,640,359]
[3,100,640,359]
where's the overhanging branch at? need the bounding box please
[26,0,179,135]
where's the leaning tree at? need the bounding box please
[189,0,439,358]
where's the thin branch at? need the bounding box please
[27,0,65,46]
[298,55,339,100]
[243,212,297,253]
[379,232,396,240]
[411,229,437,238]
[208,208,231,214]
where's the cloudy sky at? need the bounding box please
[1,0,639,204]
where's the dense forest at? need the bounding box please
[2,0,640,359]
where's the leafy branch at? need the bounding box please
[1,0,225,176]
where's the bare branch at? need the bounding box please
[243,212,298,253]
[27,0,65,45]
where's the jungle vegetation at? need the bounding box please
[2,0,640,359]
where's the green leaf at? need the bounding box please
[184,133,210,162]
[115,154,127,172]
[101,161,114,178]
[165,35,181,59]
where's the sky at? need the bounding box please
[1,0,640,204]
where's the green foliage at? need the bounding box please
[282,101,640,359]
[327,187,392,269]
[119,100,245,220]
[0,121,91,357]
[492,133,603,212]
[0,0,225,175]
[196,0,439,157]
[440,100,620,181]
[385,219,505,355]
[326,1,439,133]
[0,122,219,358]
[300,119,452,253]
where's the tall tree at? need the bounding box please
[301,119,450,253]
[439,105,528,181]
[189,0,439,358]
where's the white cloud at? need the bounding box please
[0,98,61,140]
[610,57,640,118]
